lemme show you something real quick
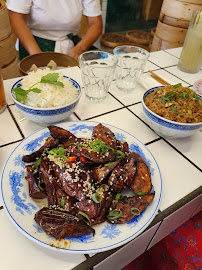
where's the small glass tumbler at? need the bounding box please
[79,51,117,101]
[0,69,6,113]
[113,46,149,91]
[178,10,202,74]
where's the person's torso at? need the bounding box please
[28,0,83,40]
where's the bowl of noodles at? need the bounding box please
[142,84,202,139]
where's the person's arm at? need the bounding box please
[8,10,42,55]
[68,15,103,60]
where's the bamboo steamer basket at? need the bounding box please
[0,34,17,68]
[151,34,183,51]
[100,33,150,51]
[155,20,187,44]
[126,30,153,45]
[160,0,202,28]
[0,0,11,41]
[1,57,20,80]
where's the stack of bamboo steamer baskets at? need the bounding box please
[0,0,20,79]
[151,0,202,51]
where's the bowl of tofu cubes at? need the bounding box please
[19,52,79,76]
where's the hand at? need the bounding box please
[68,46,80,61]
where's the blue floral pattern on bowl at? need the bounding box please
[1,121,162,253]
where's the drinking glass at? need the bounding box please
[79,51,117,101]
[113,46,149,91]
[0,69,6,113]
[178,10,202,74]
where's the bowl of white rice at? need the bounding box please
[11,68,81,125]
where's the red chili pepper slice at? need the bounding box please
[80,157,86,163]
[82,147,86,151]
[66,156,77,162]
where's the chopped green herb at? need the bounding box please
[115,150,125,160]
[136,191,146,196]
[115,193,123,200]
[104,162,115,167]
[34,157,41,169]
[173,83,182,88]
[48,145,68,161]
[37,180,44,191]
[60,198,65,207]
[107,209,123,220]
[98,184,109,191]
[171,106,179,114]
[77,211,91,226]
[40,73,64,87]
[92,193,102,203]
[77,144,86,150]
[13,73,64,103]
[193,93,202,106]
[89,140,113,155]
[13,87,42,103]
[131,207,140,216]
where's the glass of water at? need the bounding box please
[113,46,149,91]
[79,51,118,101]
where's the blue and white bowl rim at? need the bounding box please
[11,76,81,111]
[142,86,202,127]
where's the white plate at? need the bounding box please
[1,121,162,254]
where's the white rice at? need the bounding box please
[20,68,79,108]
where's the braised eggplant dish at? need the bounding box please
[23,124,155,239]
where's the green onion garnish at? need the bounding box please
[171,106,179,114]
[115,150,125,160]
[136,191,146,196]
[77,144,86,150]
[107,209,123,220]
[173,83,182,88]
[115,193,123,200]
[60,198,65,207]
[37,180,44,191]
[34,157,41,169]
[98,184,109,191]
[104,162,115,167]
[89,140,114,155]
[131,207,140,216]
[77,211,91,226]
[92,193,102,203]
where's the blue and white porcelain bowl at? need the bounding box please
[11,76,81,125]
[142,86,202,139]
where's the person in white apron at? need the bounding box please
[7,0,102,60]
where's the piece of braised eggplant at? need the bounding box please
[108,157,137,193]
[131,160,152,194]
[107,194,155,224]
[48,126,77,143]
[92,123,117,150]
[50,159,94,201]
[40,157,75,212]
[34,207,95,239]
[116,140,129,153]
[22,137,59,162]
[92,160,121,184]
[25,165,46,199]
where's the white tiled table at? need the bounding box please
[0,48,201,270]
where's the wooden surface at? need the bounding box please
[126,30,153,45]
[100,33,150,51]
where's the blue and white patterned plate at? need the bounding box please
[1,121,162,254]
